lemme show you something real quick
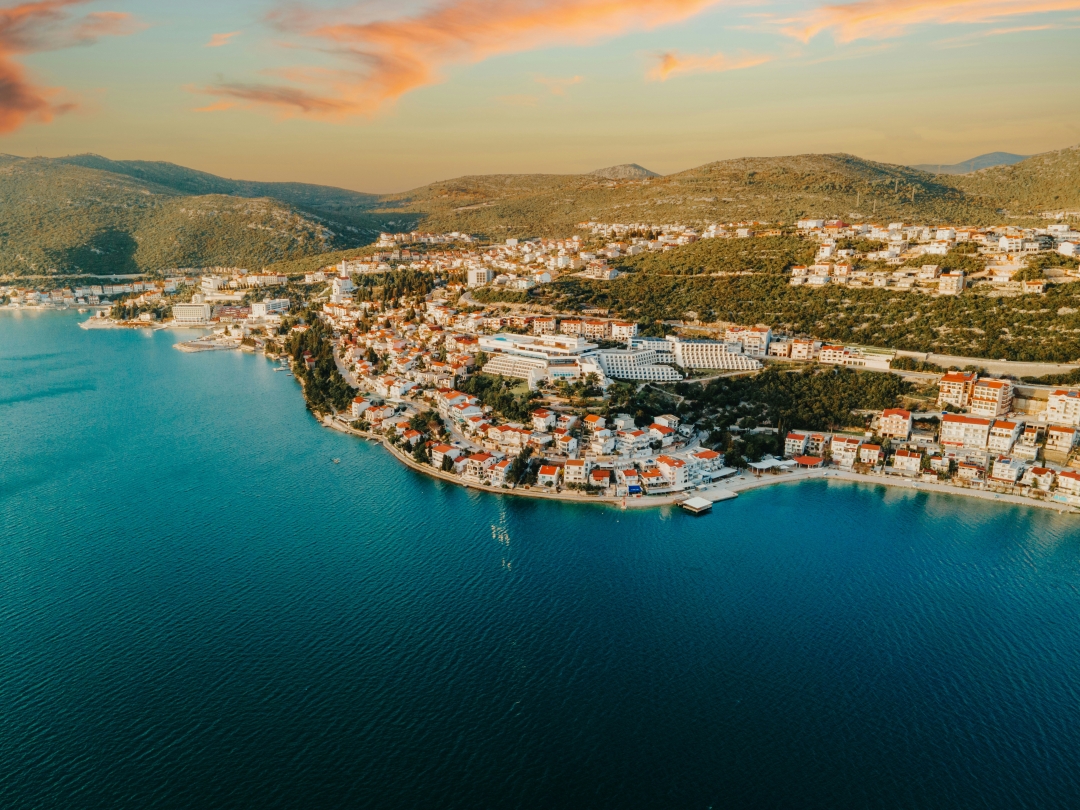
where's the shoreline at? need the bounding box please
[320,416,1079,516]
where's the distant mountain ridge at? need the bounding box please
[911,152,1031,175]
[589,164,660,180]
[3,146,1079,277]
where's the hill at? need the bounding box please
[5,146,1079,278]
[589,164,660,180]
[366,153,1004,238]
[947,145,1080,217]
[56,154,390,228]
[0,157,374,277]
[911,152,1030,175]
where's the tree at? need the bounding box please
[442,455,455,472]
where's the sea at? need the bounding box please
[3,310,1080,809]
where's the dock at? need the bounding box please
[679,496,714,515]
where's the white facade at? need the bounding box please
[664,337,762,371]
[467,267,494,287]
[1046,389,1080,427]
[594,349,681,382]
[172,302,212,325]
[940,414,991,449]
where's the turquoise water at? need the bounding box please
[4,311,1080,809]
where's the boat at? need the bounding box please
[332,458,341,464]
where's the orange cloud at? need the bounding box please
[648,50,771,80]
[785,0,1080,43]
[201,0,727,119]
[0,0,139,133]
[206,30,240,48]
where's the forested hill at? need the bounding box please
[4,146,1079,277]
[57,154,387,226]
[368,150,1080,238]
[0,157,381,277]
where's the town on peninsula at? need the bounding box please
[7,212,1080,514]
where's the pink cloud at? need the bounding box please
[0,0,140,133]
[648,49,771,80]
[784,0,1080,43]
[206,30,240,48]
[534,74,582,95]
[200,0,727,119]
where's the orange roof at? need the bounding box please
[538,465,558,475]
[882,408,911,419]
[942,414,991,426]
[940,372,976,383]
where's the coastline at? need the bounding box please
[321,415,1079,516]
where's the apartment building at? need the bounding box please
[785,433,809,457]
[892,449,922,474]
[878,408,912,440]
[937,371,978,409]
[831,437,862,468]
[1046,389,1080,427]
[970,379,1014,419]
[987,420,1022,454]
[665,337,762,371]
[940,414,991,449]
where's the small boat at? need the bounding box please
[332,458,341,464]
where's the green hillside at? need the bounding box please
[4,146,1078,278]
[0,158,374,276]
[948,145,1080,217]
[364,153,1007,238]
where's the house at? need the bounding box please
[619,468,641,494]
[465,452,497,480]
[807,434,831,456]
[531,408,556,432]
[987,420,1022,454]
[790,339,818,361]
[654,414,680,429]
[537,465,561,487]
[583,414,606,432]
[556,414,579,431]
[957,462,985,481]
[879,408,912,440]
[940,414,991,450]
[402,429,422,446]
[1021,467,1055,491]
[970,379,1014,418]
[563,458,591,485]
[891,449,922,474]
[616,429,650,455]
[649,423,676,446]
[489,458,512,486]
[656,455,690,490]
[556,434,579,455]
[859,444,884,465]
[937,371,977,408]
[610,321,638,340]
[1046,389,1080,427]
[590,430,615,455]
[589,468,612,489]
[639,467,669,493]
[689,448,723,471]
[1045,425,1078,457]
[1012,424,1043,460]
[430,444,463,469]
[831,437,862,468]
[532,317,557,335]
[785,433,809,457]
[989,456,1024,485]
[351,397,372,419]
[1056,470,1080,496]
[939,271,964,295]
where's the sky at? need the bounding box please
[1,0,1078,192]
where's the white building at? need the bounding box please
[663,337,762,371]
[467,267,494,287]
[1046,389,1080,427]
[251,298,290,318]
[878,409,912,440]
[171,302,212,326]
[970,379,1013,419]
[940,414,991,450]
[939,272,965,295]
[594,348,681,382]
